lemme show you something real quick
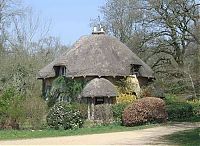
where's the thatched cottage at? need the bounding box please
[38,27,154,119]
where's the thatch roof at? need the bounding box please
[37,60,56,79]
[81,78,117,97]
[38,33,154,79]
[139,62,154,78]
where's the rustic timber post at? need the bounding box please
[87,98,91,120]
[91,97,95,120]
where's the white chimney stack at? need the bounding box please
[92,25,105,35]
[100,27,104,32]
[93,26,97,33]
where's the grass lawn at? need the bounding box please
[163,128,200,146]
[0,124,157,140]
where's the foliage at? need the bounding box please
[165,94,186,104]
[140,83,165,98]
[100,0,200,98]
[116,77,139,104]
[70,103,88,119]
[122,97,167,126]
[0,88,26,129]
[187,100,200,118]
[82,120,97,128]
[46,102,66,130]
[63,104,83,130]
[166,102,193,121]
[94,104,113,125]
[116,93,137,104]
[112,103,128,123]
[46,102,84,130]
[47,76,85,107]
[163,128,200,146]
[23,97,47,129]
[165,95,200,121]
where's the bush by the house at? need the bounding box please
[94,104,113,125]
[112,103,128,123]
[23,97,47,129]
[46,102,66,130]
[122,97,167,126]
[116,93,137,104]
[62,104,83,130]
[70,103,88,119]
[46,102,84,130]
[0,88,25,129]
[166,102,193,121]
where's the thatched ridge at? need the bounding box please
[38,33,154,79]
[81,78,117,98]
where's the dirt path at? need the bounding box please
[1,122,199,145]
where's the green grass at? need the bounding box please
[163,128,200,146]
[0,124,157,140]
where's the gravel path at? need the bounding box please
[1,122,199,145]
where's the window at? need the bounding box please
[95,97,104,105]
[130,64,141,76]
[54,66,66,76]
[54,66,60,77]
[60,66,66,76]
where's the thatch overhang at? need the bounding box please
[81,78,117,98]
[37,60,57,79]
[139,62,154,78]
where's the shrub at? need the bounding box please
[70,103,88,119]
[116,93,137,104]
[23,97,47,129]
[188,100,200,118]
[46,102,84,130]
[94,104,113,125]
[122,97,167,126]
[166,102,193,121]
[62,104,83,130]
[46,102,66,130]
[112,103,128,123]
[0,88,25,129]
[116,77,139,104]
[165,94,186,104]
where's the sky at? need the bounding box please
[24,0,105,45]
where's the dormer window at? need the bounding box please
[60,66,66,76]
[54,66,66,77]
[130,64,141,76]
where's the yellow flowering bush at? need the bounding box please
[116,76,140,104]
[116,92,137,104]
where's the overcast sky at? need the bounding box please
[24,0,105,45]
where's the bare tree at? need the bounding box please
[142,0,200,68]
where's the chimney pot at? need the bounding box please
[93,26,97,33]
